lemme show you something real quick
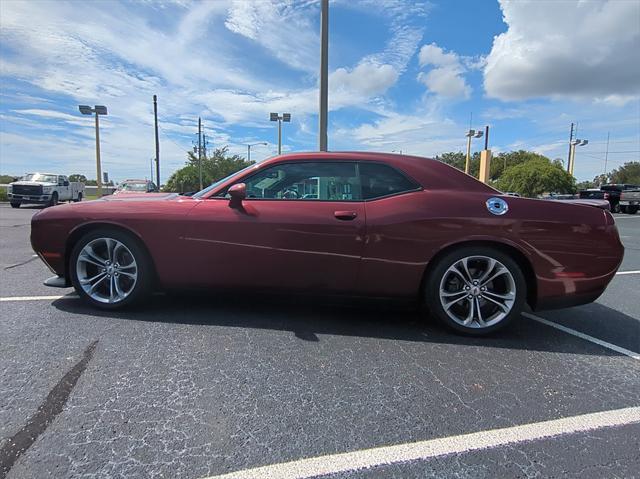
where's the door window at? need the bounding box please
[241,162,361,201]
[359,163,420,200]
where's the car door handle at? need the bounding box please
[334,210,358,220]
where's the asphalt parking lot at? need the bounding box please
[1,203,639,479]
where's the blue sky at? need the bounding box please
[1,0,638,184]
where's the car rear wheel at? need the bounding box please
[628,206,638,215]
[75,192,83,202]
[425,247,526,335]
[10,202,20,208]
[611,202,621,213]
[70,229,152,309]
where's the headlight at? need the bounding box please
[43,186,53,193]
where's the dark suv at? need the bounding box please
[579,184,639,213]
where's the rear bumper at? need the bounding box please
[533,289,605,311]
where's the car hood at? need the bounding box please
[101,192,181,201]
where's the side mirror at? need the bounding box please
[228,183,246,208]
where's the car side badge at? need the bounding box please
[486,197,509,215]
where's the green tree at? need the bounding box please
[496,157,576,197]
[608,161,640,184]
[69,174,87,183]
[490,150,551,182]
[576,180,596,191]
[435,151,481,177]
[164,146,254,193]
[0,174,18,184]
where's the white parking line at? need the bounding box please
[524,312,640,361]
[203,406,640,479]
[616,270,640,275]
[0,294,77,302]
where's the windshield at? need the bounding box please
[120,182,148,191]
[192,164,257,198]
[23,173,57,183]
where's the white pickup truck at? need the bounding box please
[8,173,84,208]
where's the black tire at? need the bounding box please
[48,192,59,207]
[75,192,83,203]
[611,202,621,214]
[424,246,527,335]
[10,202,20,208]
[620,206,628,214]
[69,228,153,310]
[628,206,638,215]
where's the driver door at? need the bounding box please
[182,161,366,294]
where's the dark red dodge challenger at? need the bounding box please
[31,152,624,335]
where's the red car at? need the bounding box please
[31,152,624,335]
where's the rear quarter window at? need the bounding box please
[359,162,420,200]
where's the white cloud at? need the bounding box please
[224,0,318,73]
[331,62,398,99]
[484,0,640,104]
[417,43,471,99]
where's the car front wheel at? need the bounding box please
[48,192,58,207]
[70,229,152,309]
[425,247,526,335]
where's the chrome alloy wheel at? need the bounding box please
[75,237,138,304]
[438,256,516,329]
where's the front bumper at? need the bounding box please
[8,193,52,204]
[44,275,71,288]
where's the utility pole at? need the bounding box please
[153,95,160,188]
[198,117,202,190]
[318,0,329,151]
[202,133,208,159]
[567,122,574,172]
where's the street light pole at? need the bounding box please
[153,95,160,188]
[94,111,102,197]
[247,142,268,163]
[319,0,329,152]
[569,139,588,176]
[79,105,108,197]
[464,129,483,174]
[270,113,291,155]
[198,117,202,190]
